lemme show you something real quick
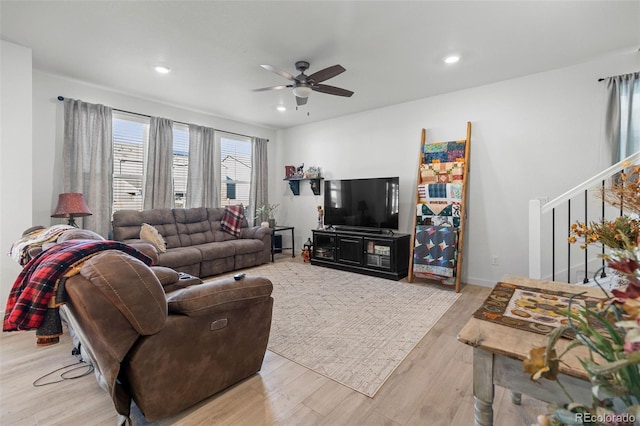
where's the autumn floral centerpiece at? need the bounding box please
[527,164,640,426]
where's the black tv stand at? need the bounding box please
[332,226,388,234]
[311,229,410,280]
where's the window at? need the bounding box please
[113,115,147,211]
[608,73,640,162]
[172,124,189,208]
[112,113,190,212]
[219,133,252,207]
[619,87,640,159]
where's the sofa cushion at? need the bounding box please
[112,209,180,249]
[220,205,245,237]
[140,223,167,253]
[228,239,265,255]
[194,241,237,260]
[157,246,203,270]
[173,207,216,246]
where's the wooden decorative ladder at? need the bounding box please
[408,122,471,293]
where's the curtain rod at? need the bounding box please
[597,71,640,82]
[57,96,267,142]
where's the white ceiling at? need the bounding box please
[1,1,639,129]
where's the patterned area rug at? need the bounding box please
[240,262,461,397]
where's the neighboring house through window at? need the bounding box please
[219,133,252,208]
[113,113,252,213]
[112,112,189,212]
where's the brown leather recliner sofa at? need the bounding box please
[60,249,274,423]
[112,207,271,277]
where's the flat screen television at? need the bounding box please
[324,177,399,230]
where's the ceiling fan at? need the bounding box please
[252,61,354,106]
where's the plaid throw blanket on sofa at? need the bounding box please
[3,240,153,344]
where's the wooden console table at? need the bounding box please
[458,276,602,426]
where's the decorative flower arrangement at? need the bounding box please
[569,164,640,251]
[256,203,279,221]
[569,216,640,250]
[528,164,640,426]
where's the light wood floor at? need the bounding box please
[0,259,546,425]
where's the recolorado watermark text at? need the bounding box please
[575,412,635,424]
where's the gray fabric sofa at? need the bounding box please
[112,207,271,277]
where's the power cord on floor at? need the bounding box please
[32,343,94,387]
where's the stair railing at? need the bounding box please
[529,151,640,282]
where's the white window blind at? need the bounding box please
[113,114,147,211]
[112,113,190,212]
[219,133,252,208]
[173,124,189,208]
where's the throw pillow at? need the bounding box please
[220,205,245,237]
[140,223,167,253]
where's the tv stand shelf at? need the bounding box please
[283,177,323,196]
[311,229,410,280]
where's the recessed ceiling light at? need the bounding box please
[276,106,286,112]
[154,66,171,74]
[444,55,460,64]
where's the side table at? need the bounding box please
[457,275,596,426]
[271,226,295,262]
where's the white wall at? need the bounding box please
[32,71,278,228]
[1,41,33,309]
[274,48,640,287]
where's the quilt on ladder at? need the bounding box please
[412,225,458,279]
[419,161,464,184]
[422,141,466,164]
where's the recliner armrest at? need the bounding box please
[166,276,273,316]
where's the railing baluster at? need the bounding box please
[601,180,607,278]
[583,189,589,283]
[551,207,556,281]
[567,199,571,283]
[552,207,556,281]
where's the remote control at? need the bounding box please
[233,273,245,281]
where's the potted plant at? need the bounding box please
[256,203,279,228]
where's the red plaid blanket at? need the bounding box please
[3,240,153,332]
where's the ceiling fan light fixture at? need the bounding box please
[292,86,313,98]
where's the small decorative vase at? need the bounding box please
[268,219,276,228]
[261,221,270,228]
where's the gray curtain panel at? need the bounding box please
[186,124,219,208]
[249,137,269,225]
[605,71,640,163]
[144,117,174,209]
[63,98,113,237]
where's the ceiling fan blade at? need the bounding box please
[307,65,346,83]
[261,64,295,81]
[296,96,308,106]
[312,84,354,97]
[251,85,292,92]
